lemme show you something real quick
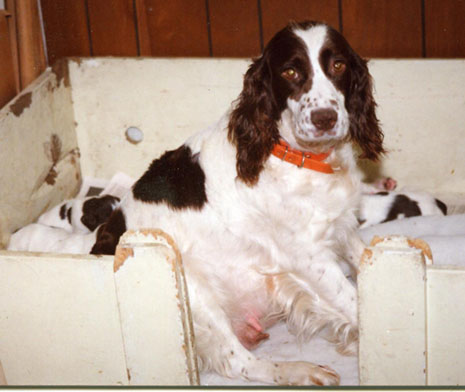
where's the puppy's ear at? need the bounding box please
[228,54,279,186]
[90,209,126,255]
[347,56,385,161]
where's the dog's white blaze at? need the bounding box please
[285,25,349,146]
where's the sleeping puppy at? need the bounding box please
[38,195,120,233]
[7,223,96,254]
[359,190,447,228]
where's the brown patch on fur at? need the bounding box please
[10,92,32,116]
[265,275,275,295]
[227,22,313,185]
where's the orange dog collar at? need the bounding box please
[271,139,334,174]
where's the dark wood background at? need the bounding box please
[1,0,465,109]
[41,0,465,63]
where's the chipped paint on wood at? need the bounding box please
[113,246,134,273]
[51,58,70,88]
[9,92,32,116]
[407,238,433,263]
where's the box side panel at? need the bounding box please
[0,252,128,385]
[0,66,81,247]
[426,267,465,385]
[114,230,199,385]
[358,238,427,385]
[69,58,248,179]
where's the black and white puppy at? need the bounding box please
[8,194,120,253]
[359,190,447,228]
[38,194,120,233]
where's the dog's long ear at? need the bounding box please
[228,54,279,186]
[347,56,385,161]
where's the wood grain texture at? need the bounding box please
[342,0,423,58]
[261,0,340,45]
[14,0,47,88]
[208,0,261,57]
[0,11,17,108]
[4,0,20,92]
[425,0,465,57]
[87,0,138,56]
[135,0,209,56]
[40,0,91,64]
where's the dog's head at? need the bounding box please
[228,21,384,185]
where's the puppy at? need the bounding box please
[359,190,447,228]
[7,223,96,254]
[38,195,120,233]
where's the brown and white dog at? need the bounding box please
[91,21,384,385]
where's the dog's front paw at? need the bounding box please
[273,361,340,386]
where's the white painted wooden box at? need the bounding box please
[0,58,464,386]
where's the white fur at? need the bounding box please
[120,36,366,385]
[8,223,96,253]
[38,199,88,233]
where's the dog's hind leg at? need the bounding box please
[186,265,340,385]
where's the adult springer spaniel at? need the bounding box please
[92,21,384,385]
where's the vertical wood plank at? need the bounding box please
[208,0,261,57]
[0,11,17,108]
[342,0,423,58]
[135,0,209,57]
[40,0,91,64]
[261,0,340,46]
[134,0,151,56]
[424,0,465,57]
[4,0,20,92]
[13,0,47,88]
[87,0,138,56]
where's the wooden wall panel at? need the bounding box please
[261,0,340,45]
[0,11,17,108]
[208,0,261,57]
[342,0,423,58]
[13,0,47,88]
[87,0,138,56]
[135,0,209,57]
[40,0,90,64]
[425,0,465,57]
[37,0,465,64]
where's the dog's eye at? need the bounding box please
[331,60,346,74]
[281,68,299,81]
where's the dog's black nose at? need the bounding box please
[311,109,338,131]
